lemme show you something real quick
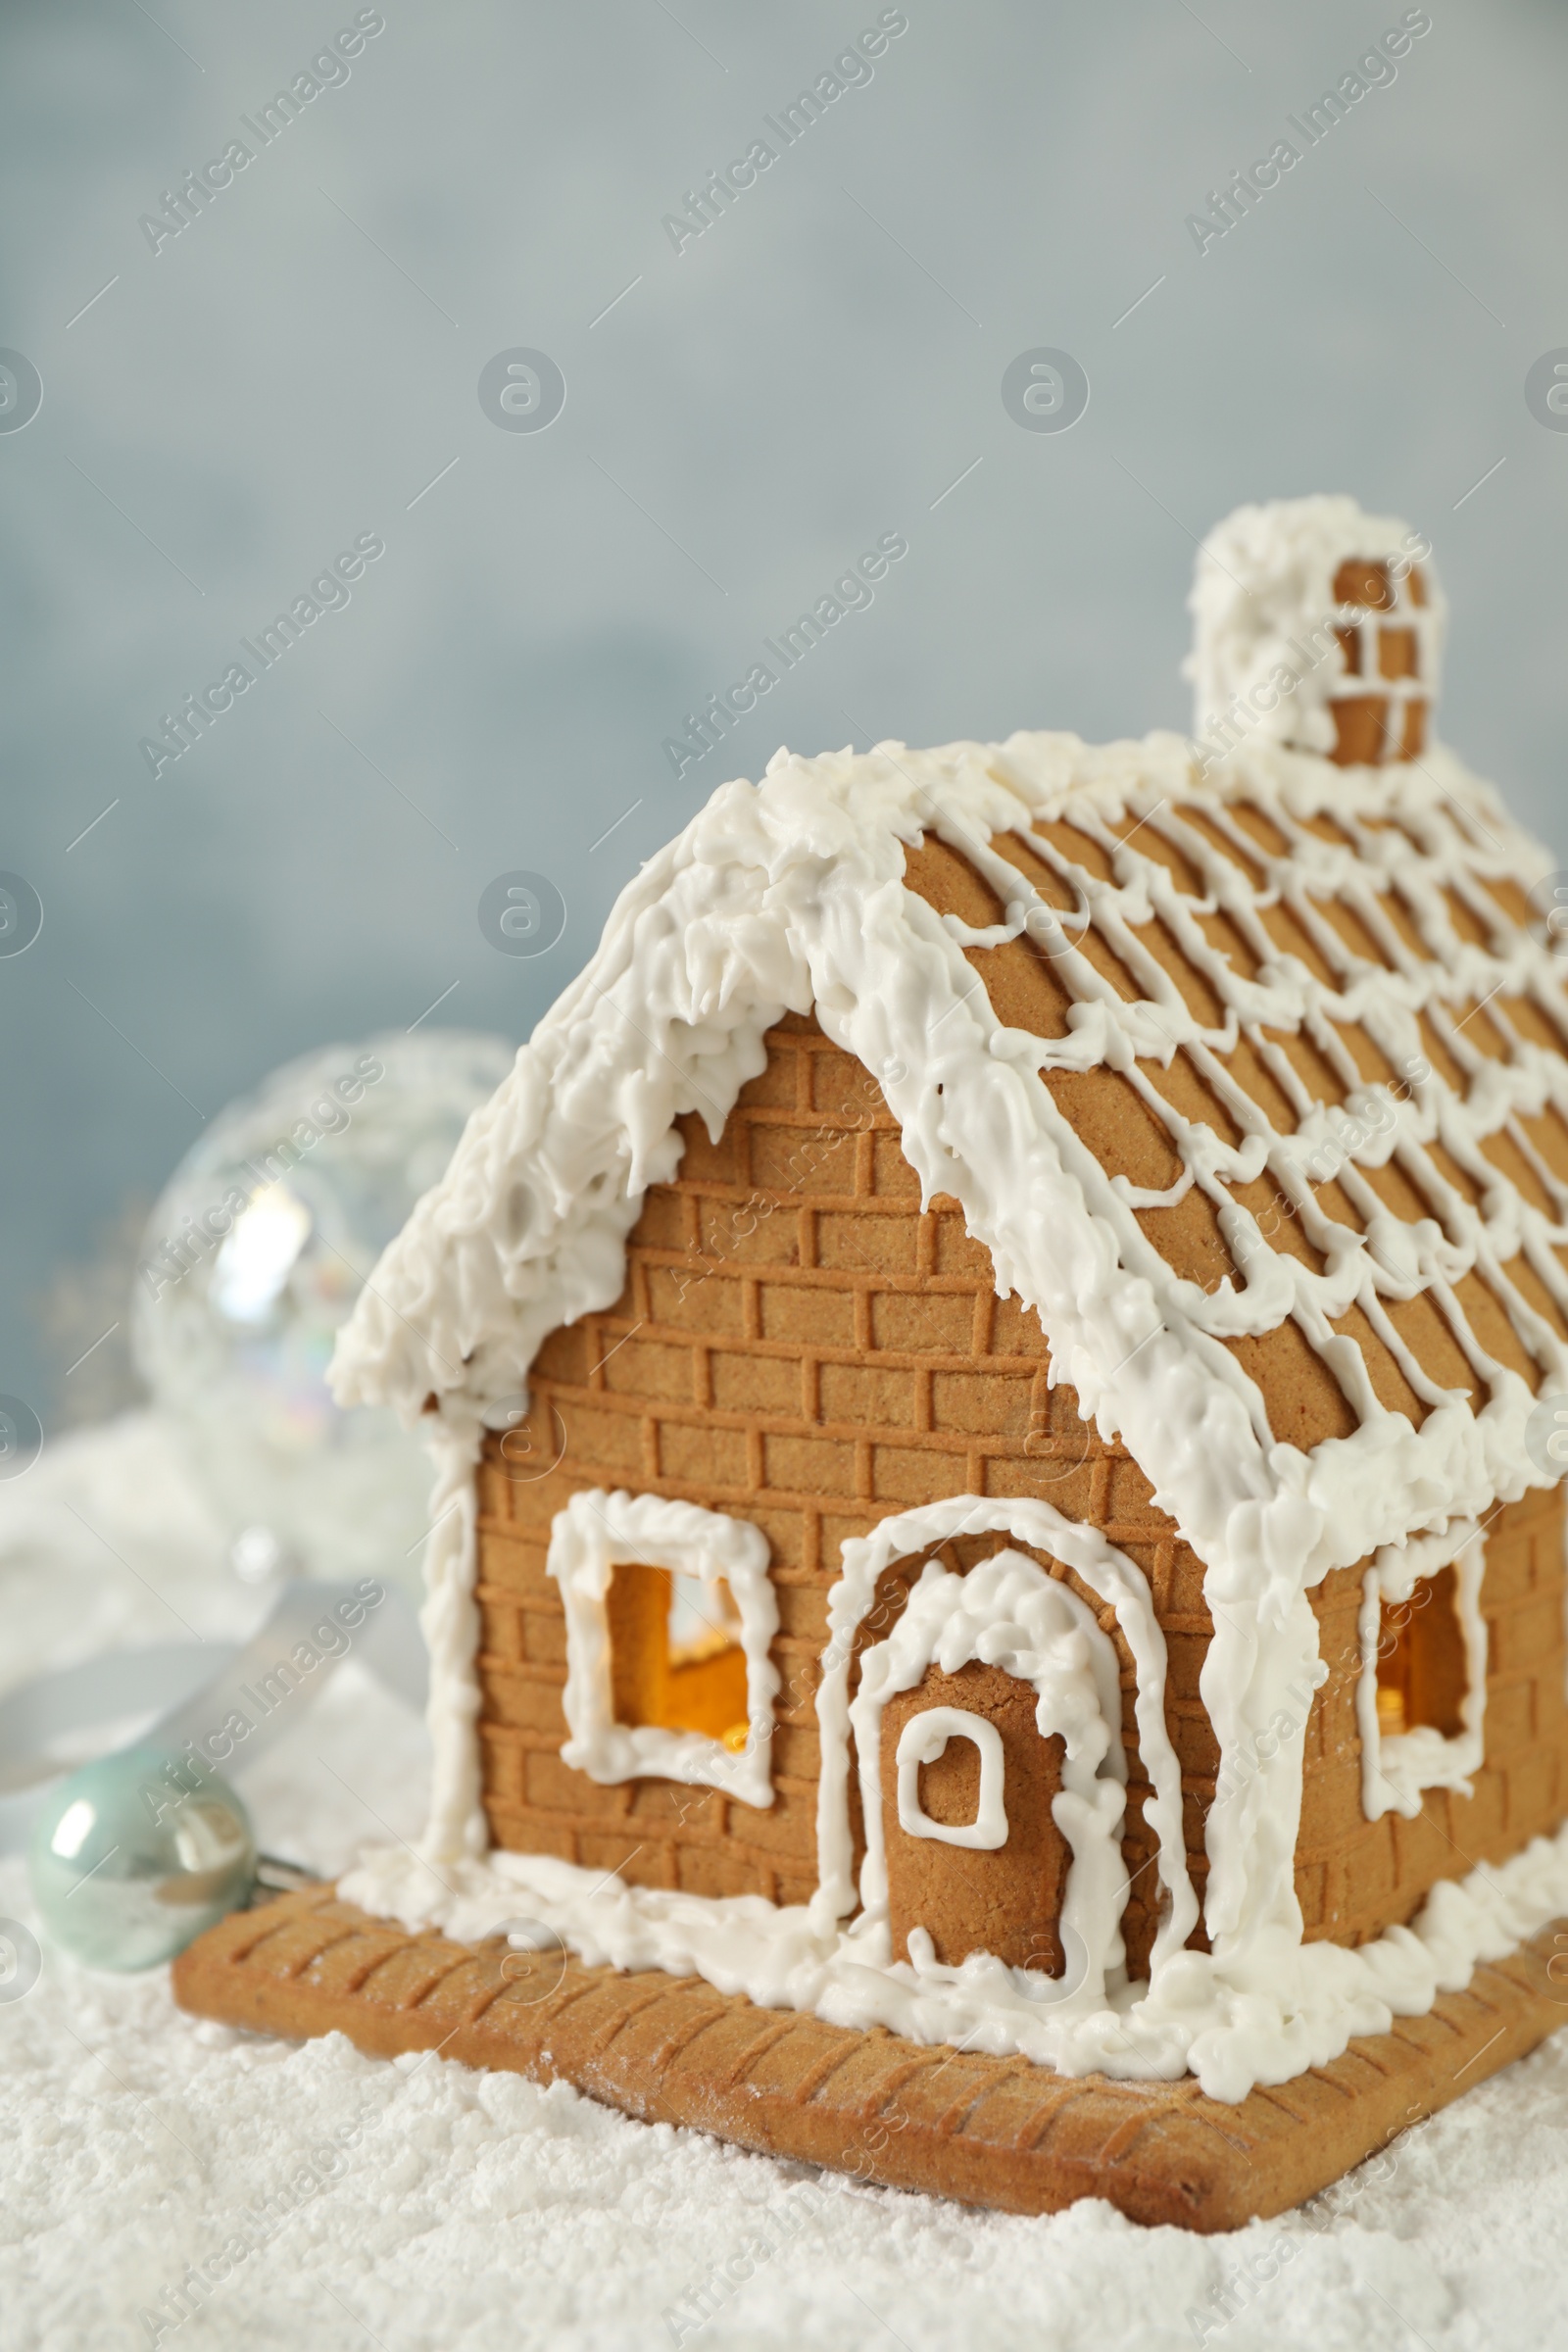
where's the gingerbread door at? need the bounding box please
[880,1659,1069,1974]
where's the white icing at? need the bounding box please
[845,1545,1130,2008]
[337,1810,1568,2105]
[416,1413,486,1863]
[1357,1517,1488,1821]
[1188,492,1445,760]
[894,1708,1008,1849]
[547,1488,777,1810]
[331,495,1568,2094]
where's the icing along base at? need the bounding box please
[339,1819,1568,2105]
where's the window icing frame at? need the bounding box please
[894,1707,1008,1850]
[1357,1521,1488,1822]
[547,1487,778,1809]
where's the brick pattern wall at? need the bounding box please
[1299,1482,1568,1945]
[472,1015,1208,1973]
[469,1014,1568,1973]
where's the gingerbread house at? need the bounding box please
[321,495,1568,2149]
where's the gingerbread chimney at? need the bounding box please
[1187,494,1446,770]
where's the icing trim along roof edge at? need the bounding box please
[330,722,1568,1607]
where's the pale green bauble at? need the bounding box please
[29,1746,256,1971]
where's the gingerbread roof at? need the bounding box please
[332,502,1568,1614]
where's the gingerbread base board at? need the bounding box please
[172,1889,1568,2233]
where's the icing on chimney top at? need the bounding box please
[1187,494,1445,770]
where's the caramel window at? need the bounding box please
[607,1563,750,1748]
[1374,1563,1468,1741]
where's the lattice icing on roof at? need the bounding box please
[1188,494,1446,769]
[331,718,1568,1618]
[922,739,1568,1420]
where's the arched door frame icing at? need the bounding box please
[811,1495,1200,1993]
[854,1550,1130,2001]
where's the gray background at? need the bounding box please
[2,0,1565,1423]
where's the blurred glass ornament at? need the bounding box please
[29,1746,256,1970]
[229,1525,298,1584]
[131,1030,513,1591]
